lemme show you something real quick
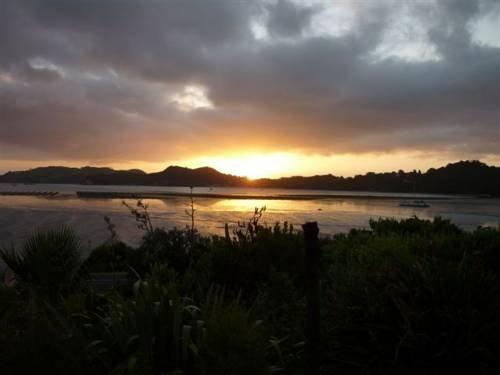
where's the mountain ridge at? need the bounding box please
[0,160,499,196]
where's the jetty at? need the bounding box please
[76,191,456,201]
[0,191,59,197]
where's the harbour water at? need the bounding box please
[0,183,499,254]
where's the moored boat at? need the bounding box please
[399,199,430,208]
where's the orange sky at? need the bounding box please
[0,1,499,177]
[2,152,499,178]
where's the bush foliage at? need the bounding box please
[1,213,500,374]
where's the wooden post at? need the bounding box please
[302,221,320,375]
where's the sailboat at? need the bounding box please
[399,199,429,208]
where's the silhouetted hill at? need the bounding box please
[253,161,500,195]
[145,166,245,186]
[1,160,499,195]
[0,166,146,185]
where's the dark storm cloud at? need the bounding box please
[0,0,498,165]
[266,0,318,37]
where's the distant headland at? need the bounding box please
[0,160,499,196]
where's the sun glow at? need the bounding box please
[97,152,500,181]
[190,153,295,179]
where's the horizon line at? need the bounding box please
[0,159,494,181]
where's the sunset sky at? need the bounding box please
[1,0,499,178]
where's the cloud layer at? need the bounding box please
[0,0,499,170]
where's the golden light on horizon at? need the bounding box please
[17,153,498,181]
[206,153,294,179]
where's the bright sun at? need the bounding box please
[200,153,294,179]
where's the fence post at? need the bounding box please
[302,221,320,375]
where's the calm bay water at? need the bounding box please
[0,183,499,254]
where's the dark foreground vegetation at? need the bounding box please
[1,209,500,374]
[1,160,499,196]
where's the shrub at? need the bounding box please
[83,241,135,273]
[320,221,500,374]
[197,287,271,375]
[0,226,84,299]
